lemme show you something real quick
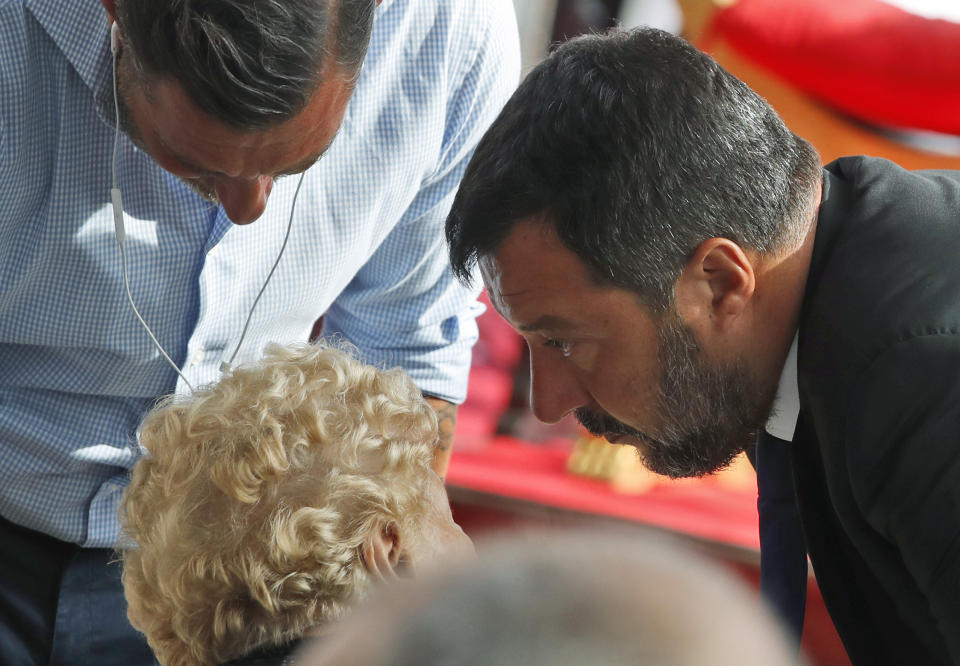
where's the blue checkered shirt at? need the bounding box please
[0,0,519,547]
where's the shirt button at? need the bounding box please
[190,349,205,366]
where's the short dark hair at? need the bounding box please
[446,27,821,311]
[116,0,377,130]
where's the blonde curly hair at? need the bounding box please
[120,343,439,666]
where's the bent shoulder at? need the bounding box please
[373,0,517,62]
[827,155,960,217]
[800,157,960,441]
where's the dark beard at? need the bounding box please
[576,314,776,478]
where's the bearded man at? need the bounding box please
[446,27,960,665]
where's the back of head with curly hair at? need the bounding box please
[121,343,439,666]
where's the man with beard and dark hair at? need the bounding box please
[0,0,518,663]
[445,26,960,666]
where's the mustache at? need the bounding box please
[575,407,643,440]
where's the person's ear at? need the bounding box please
[361,521,407,582]
[673,238,756,332]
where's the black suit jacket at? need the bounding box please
[795,156,960,664]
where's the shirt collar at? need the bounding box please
[26,0,115,122]
[765,333,800,441]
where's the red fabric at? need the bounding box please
[447,436,760,550]
[705,0,960,134]
[458,367,515,437]
[471,291,524,370]
[458,291,525,437]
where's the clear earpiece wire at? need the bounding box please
[110,28,305,385]
[219,170,305,375]
[111,35,195,392]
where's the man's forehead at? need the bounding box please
[483,288,582,336]
[477,251,539,312]
[479,234,597,332]
[479,219,573,276]
[144,73,351,178]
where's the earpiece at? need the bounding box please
[106,13,301,391]
[110,22,120,55]
[108,18,194,393]
[110,20,124,244]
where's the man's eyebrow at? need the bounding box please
[162,142,331,178]
[274,148,327,177]
[167,150,217,176]
[516,315,579,333]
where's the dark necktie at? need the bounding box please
[752,430,808,644]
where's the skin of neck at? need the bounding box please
[750,182,822,384]
[672,180,823,392]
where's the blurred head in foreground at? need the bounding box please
[120,343,473,666]
[303,529,802,666]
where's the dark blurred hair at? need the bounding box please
[446,27,821,311]
[115,0,377,130]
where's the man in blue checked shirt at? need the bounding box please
[0,0,519,663]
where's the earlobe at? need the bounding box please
[361,521,406,582]
[674,238,756,329]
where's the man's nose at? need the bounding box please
[216,175,274,224]
[528,348,590,424]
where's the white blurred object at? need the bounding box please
[512,0,559,73]
[618,0,683,33]
[880,0,960,22]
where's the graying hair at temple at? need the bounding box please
[446,27,821,312]
[114,0,377,130]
